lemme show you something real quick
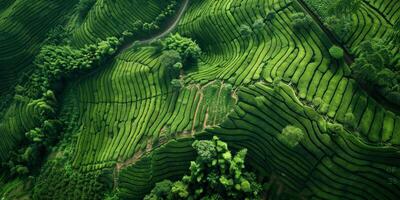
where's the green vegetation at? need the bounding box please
[351,38,400,105]
[1,0,400,199]
[277,126,305,148]
[144,137,263,200]
[329,45,344,59]
[290,12,313,30]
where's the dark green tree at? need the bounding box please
[277,125,304,148]
[329,45,344,60]
[144,136,263,199]
[290,12,313,30]
[328,0,361,16]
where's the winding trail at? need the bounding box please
[76,0,189,86]
[120,0,189,52]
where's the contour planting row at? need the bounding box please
[69,49,234,171]
[366,0,400,25]
[0,0,77,94]
[344,1,394,50]
[175,0,400,144]
[118,138,196,200]
[207,82,400,199]
[0,99,45,162]
[71,0,172,46]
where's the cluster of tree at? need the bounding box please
[351,38,400,105]
[324,0,361,40]
[160,33,202,64]
[155,33,201,88]
[1,36,124,177]
[277,125,305,148]
[144,136,264,199]
[29,36,121,97]
[126,0,180,35]
[290,12,313,30]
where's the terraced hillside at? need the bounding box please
[0,0,400,199]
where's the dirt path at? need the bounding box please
[120,0,189,52]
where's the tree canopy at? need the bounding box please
[144,136,263,200]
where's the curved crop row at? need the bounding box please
[70,0,172,47]
[0,0,78,94]
[67,47,234,171]
[207,82,400,199]
[175,0,400,145]
[118,138,195,199]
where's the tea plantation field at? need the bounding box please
[0,0,399,199]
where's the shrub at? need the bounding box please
[291,12,313,30]
[160,50,182,70]
[329,45,344,59]
[144,136,263,199]
[161,33,202,62]
[277,125,304,148]
[266,11,276,21]
[325,16,353,39]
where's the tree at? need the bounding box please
[144,180,174,200]
[277,125,304,148]
[290,12,312,30]
[160,50,182,69]
[329,45,344,59]
[161,33,202,63]
[328,0,361,17]
[144,136,263,199]
[239,24,252,37]
[325,16,353,39]
[265,11,276,22]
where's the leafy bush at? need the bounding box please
[351,38,400,105]
[329,45,344,59]
[325,16,353,40]
[161,33,202,63]
[265,11,276,22]
[277,125,304,148]
[290,13,312,30]
[144,136,263,199]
